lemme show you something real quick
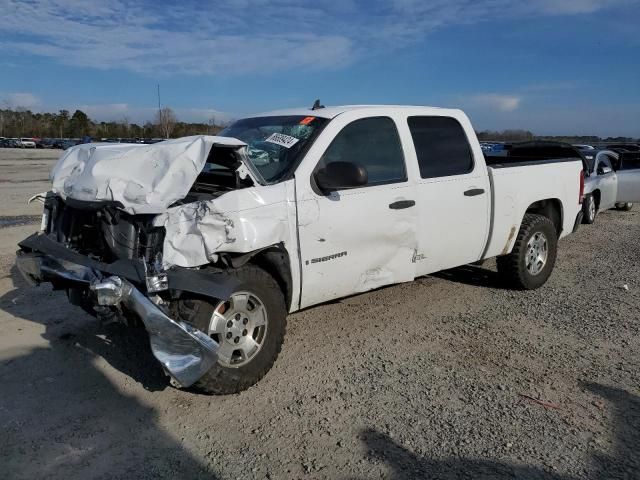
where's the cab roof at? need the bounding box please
[245,105,458,120]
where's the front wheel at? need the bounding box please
[496,213,558,290]
[172,265,287,394]
[615,202,633,211]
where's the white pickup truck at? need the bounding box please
[18,105,597,394]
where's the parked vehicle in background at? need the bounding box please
[607,144,640,153]
[582,150,625,223]
[0,137,26,147]
[60,140,79,150]
[17,105,590,394]
[18,138,36,148]
[494,142,639,224]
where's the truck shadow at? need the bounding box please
[0,270,216,478]
[2,264,168,392]
[433,264,508,289]
[360,382,640,479]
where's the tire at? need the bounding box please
[173,265,287,394]
[582,195,597,224]
[496,213,558,290]
[615,202,633,211]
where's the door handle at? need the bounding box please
[464,188,485,197]
[389,200,415,210]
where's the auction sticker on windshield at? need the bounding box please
[265,133,299,148]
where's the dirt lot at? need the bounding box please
[1,148,639,479]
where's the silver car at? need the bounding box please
[583,150,634,224]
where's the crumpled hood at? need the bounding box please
[50,135,247,214]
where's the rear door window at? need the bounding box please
[408,116,474,178]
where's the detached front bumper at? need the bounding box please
[15,233,238,388]
[92,276,219,388]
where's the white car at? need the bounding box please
[18,138,36,148]
[21,104,635,394]
[582,150,637,222]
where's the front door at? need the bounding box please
[595,153,618,210]
[296,116,417,308]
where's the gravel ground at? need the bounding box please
[0,148,639,479]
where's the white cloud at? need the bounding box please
[4,92,40,108]
[466,93,522,112]
[77,103,129,119]
[535,0,632,14]
[0,0,635,75]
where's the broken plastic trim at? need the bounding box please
[15,249,218,388]
[17,233,241,301]
[92,277,218,387]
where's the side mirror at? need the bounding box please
[314,161,368,192]
[598,166,612,175]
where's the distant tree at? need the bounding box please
[143,121,158,138]
[120,115,130,137]
[156,107,177,138]
[207,115,216,135]
[69,109,90,137]
[53,109,70,138]
[129,123,142,138]
[477,129,534,142]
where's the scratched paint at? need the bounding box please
[502,226,517,255]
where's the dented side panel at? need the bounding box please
[154,182,296,268]
[295,184,418,309]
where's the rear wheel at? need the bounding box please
[615,202,633,211]
[582,195,597,224]
[172,265,287,394]
[496,213,558,290]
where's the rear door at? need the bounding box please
[295,114,418,308]
[616,152,640,203]
[407,115,490,275]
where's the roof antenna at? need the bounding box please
[311,99,325,110]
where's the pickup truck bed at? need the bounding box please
[483,158,583,259]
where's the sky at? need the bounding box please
[0,0,639,136]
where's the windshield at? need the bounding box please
[218,115,328,183]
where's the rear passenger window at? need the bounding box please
[408,116,474,178]
[319,117,406,185]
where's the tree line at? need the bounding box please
[1,107,636,143]
[476,129,638,143]
[0,107,222,139]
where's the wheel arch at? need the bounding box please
[219,243,293,311]
[523,198,563,236]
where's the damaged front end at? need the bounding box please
[16,135,292,388]
[16,204,239,387]
[16,165,245,387]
